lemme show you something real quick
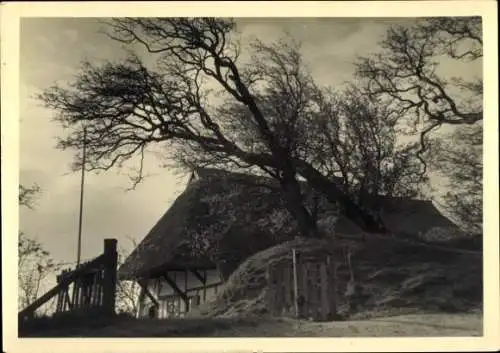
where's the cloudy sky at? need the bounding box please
[19,17,479,267]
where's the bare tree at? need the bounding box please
[355,17,482,172]
[428,123,482,233]
[18,184,60,313]
[189,79,427,218]
[18,232,60,312]
[19,183,41,209]
[300,85,427,201]
[115,236,141,316]
[39,18,394,237]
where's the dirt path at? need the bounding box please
[230,312,483,337]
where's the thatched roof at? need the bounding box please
[118,168,456,280]
[118,168,285,280]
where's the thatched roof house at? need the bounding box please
[119,168,287,281]
[118,167,457,318]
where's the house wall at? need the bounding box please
[156,269,221,296]
[139,268,223,318]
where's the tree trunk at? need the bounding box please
[280,178,319,238]
[278,160,320,238]
[293,159,387,234]
[236,150,386,234]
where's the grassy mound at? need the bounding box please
[188,235,482,320]
[190,237,340,318]
[350,236,482,318]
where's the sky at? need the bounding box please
[19,17,481,268]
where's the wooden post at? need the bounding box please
[282,264,291,315]
[320,262,329,321]
[88,275,93,308]
[82,276,88,308]
[71,271,77,310]
[87,275,93,307]
[94,269,102,307]
[327,255,338,320]
[276,265,285,316]
[310,264,319,319]
[292,249,299,319]
[62,288,67,312]
[82,278,87,309]
[301,263,309,318]
[73,280,79,310]
[65,287,72,310]
[78,278,83,309]
[56,274,62,313]
[203,270,207,302]
[77,278,82,309]
[86,278,90,308]
[184,269,189,313]
[265,266,273,315]
[102,238,118,317]
[92,272,99,307]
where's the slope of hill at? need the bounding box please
[188,235,482,320]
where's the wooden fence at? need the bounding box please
[266,250,337,321]
[19,238,118,323]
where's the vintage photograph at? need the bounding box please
[16,14,484,338]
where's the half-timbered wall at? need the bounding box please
[151,269,221,297]
[138,268,223,318]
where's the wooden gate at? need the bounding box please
[266,251,337,321]
[19,238,118,322]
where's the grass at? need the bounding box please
[20,311,482,337]
[20,314,262,337]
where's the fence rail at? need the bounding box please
[18,238,117,323]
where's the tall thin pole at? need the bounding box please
[76,127,87,267]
